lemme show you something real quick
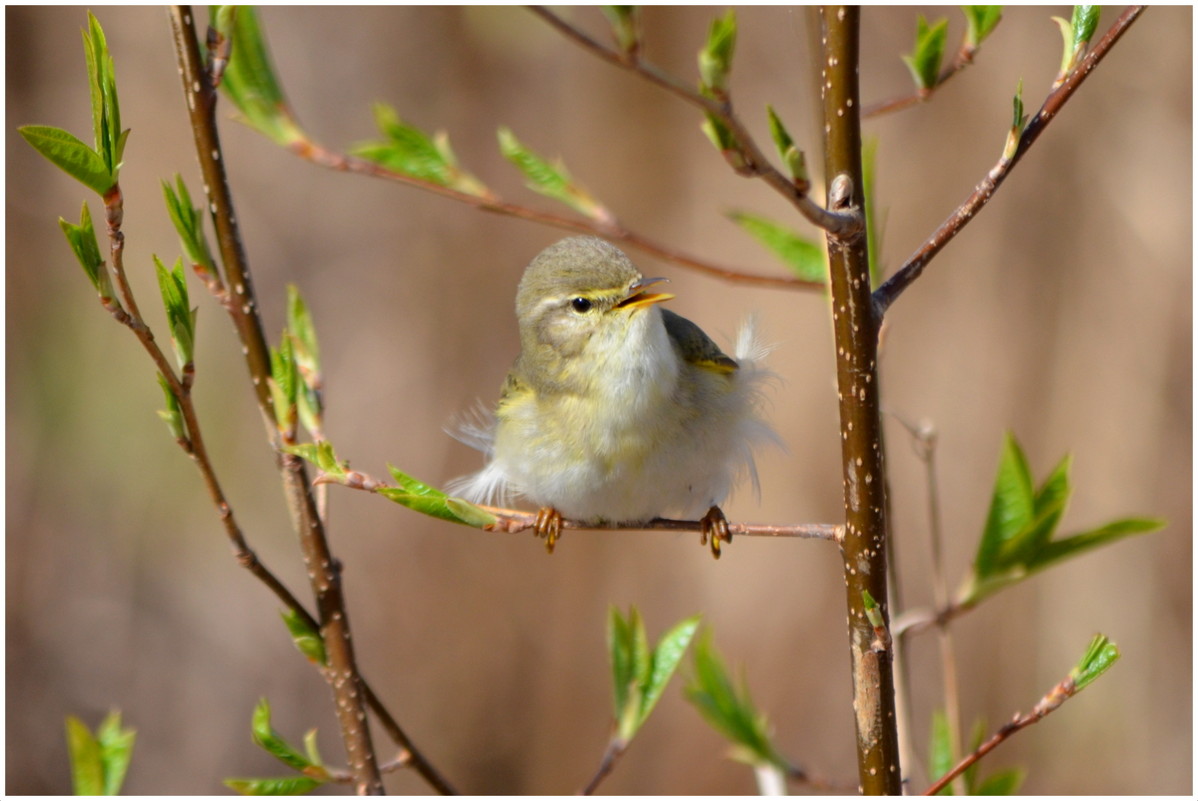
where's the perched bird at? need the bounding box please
[450,236,777,557]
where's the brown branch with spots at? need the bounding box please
[169,7,456,795]
[872,6,1146,318]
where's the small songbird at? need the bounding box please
[450,236,777,557]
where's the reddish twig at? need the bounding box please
[862,40,984,119]
[580,739,625,795]
[528,6,861,238]
[922,673,1082,795]
[872,6,1146,318]
[292,140,820,291]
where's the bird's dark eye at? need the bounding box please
[571,297,593,313]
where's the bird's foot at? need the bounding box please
[699,506,731,560]
[534,506,564,554]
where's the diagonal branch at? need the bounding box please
[922,671,1084,795]
[293,140,820,290]
[872,6,1146,318]
[528,6,861,237]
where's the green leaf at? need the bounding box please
[685,631,781,769]
[94,710,136,796]
[975,767,1025,795]
[600,6,640,53]
[497,127,608,220]
[700,114,740,164]
[765,105,806,185]
[154,255,196,369]
[250,698,313,772]
[19,125,113,195]
[862,136,883,288]
[901,15,949,91]
[928,709,956,794]
[282,441,344,476]
[219,6,305,145]
[727,211,827,283]
[59,202,111,296]
[66,711,136,796]
[82,11,125,178]
[974,433,1036,578]
[1070,633,1119,691]
[962,7,1003,49]
[280,608,326,666]
[66,716,105,795]
[156,373,186,441]
[861,589,884,629]
[269,333,298,431]
[639,615,701,728]
[224,776,325,796]
[380,465,498,528]
[302,729,323,768]
[1029,517,1164,575]
[162,175,216,272]
[698,9,737,92]
[1070,6,1101,51]
[286,286,323,436]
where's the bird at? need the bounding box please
[449,236,777,558]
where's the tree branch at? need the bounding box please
[922,671,1083,795]
[528,6,861,237]
[817,6,903,794]
[872,6,1146,318]
[293,140,819,291]
[170,6,387,793]
[862,39,984,119]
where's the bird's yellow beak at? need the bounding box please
[616,277,674,310]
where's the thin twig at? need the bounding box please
[891,600,973,638]
[293,140,818,290]
[862,41,982,119]
[922,673,1082,795]
[872,6,1146,317]
[321,468,843,543]
[528,6,861,238]
[580,739,625,795]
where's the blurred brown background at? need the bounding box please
[6,6,1191,795]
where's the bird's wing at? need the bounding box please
[660,308,738,374]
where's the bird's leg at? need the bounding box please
[534,506,564,554]
[699,506,731,560]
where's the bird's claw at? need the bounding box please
[534,506,563,554]
[699,506,731,560]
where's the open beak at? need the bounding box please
[616,277,674,310]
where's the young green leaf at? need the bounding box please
[354,104,456,187]
[224,775,325,796]
[269,333,299,433]
[162,175,216,272]
[609,608,700,743]
[82,11,125,179]
[928,708,956,795]
[285,286,323,437]
[302,729,323,768]
[282,440,344,476]
[250,698,314,772]
[765,105,807,185]
[901,15,949,92]
[1070,633,1119,691]
[700,115,743,169]
[218,6,305,146]
[601,6,640,55]
[974,432,1036,577]
[381,465,498,528]
[727,211,827,283]
[685,631,782,769]
[862,135,884,288]
[280,608,327,666]
[974,767,1025,795]
[66,711,136,796]
[1027,517,1164,575]
[698,9,737,93]
[20,126,113,195]
[59,202,113,297]
[1003,79,1027,161]
[497,127,609,221]
[154,256,196,370]
[1053,6,1101,83]
[156,373,186,441]
[962,6,1003,50]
